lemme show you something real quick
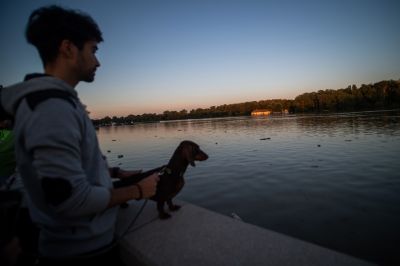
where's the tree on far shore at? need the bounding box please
[92,79,400,126]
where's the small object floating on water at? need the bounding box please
[215,142,218,145]
[107,150,111,153]
[260,137,271,140]
[345,139,352,142]
[118,163,122,165]
[112,139,116,141]
[118,155,124,158]
[231,213,243,221]
[317,144,321,147]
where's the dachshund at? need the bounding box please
[114,140,208,219]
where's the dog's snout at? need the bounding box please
[196,149,208,161]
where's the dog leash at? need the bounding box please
[118,167,173,239]
[118,199,149,239]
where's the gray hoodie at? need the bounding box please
[1,75,117,258]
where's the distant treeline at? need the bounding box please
[92,79,400,126]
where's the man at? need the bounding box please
[0,5,159,265]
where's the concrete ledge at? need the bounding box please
[116,200,374,266]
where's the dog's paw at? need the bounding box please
[169,205,181,211]
[159,212,172,219]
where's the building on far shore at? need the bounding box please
[251,109,271,116]
[251,109,289,116]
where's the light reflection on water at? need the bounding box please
[98,111,400,265]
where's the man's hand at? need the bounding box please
[137,172,159,198]
[107,172,159,208]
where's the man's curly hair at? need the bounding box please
[25,5,103,65]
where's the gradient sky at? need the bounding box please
[1,0,399,118]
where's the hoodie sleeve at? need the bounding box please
[23,98,110,217]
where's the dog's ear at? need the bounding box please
[182,143,196,167]
[188,147,196,167]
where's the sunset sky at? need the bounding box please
[1,0,399,118]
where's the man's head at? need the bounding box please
[25,5,102,84]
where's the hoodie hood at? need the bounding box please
[1,75,78,116]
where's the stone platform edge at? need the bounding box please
[116,200,375,266]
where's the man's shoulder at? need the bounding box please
[1,75,78,120]
[24,89,77,112]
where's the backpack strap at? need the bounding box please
[1,73,77,122]
[25,89,76,111]
[0,88,76,124]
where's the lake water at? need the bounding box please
[97,110,400,265]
